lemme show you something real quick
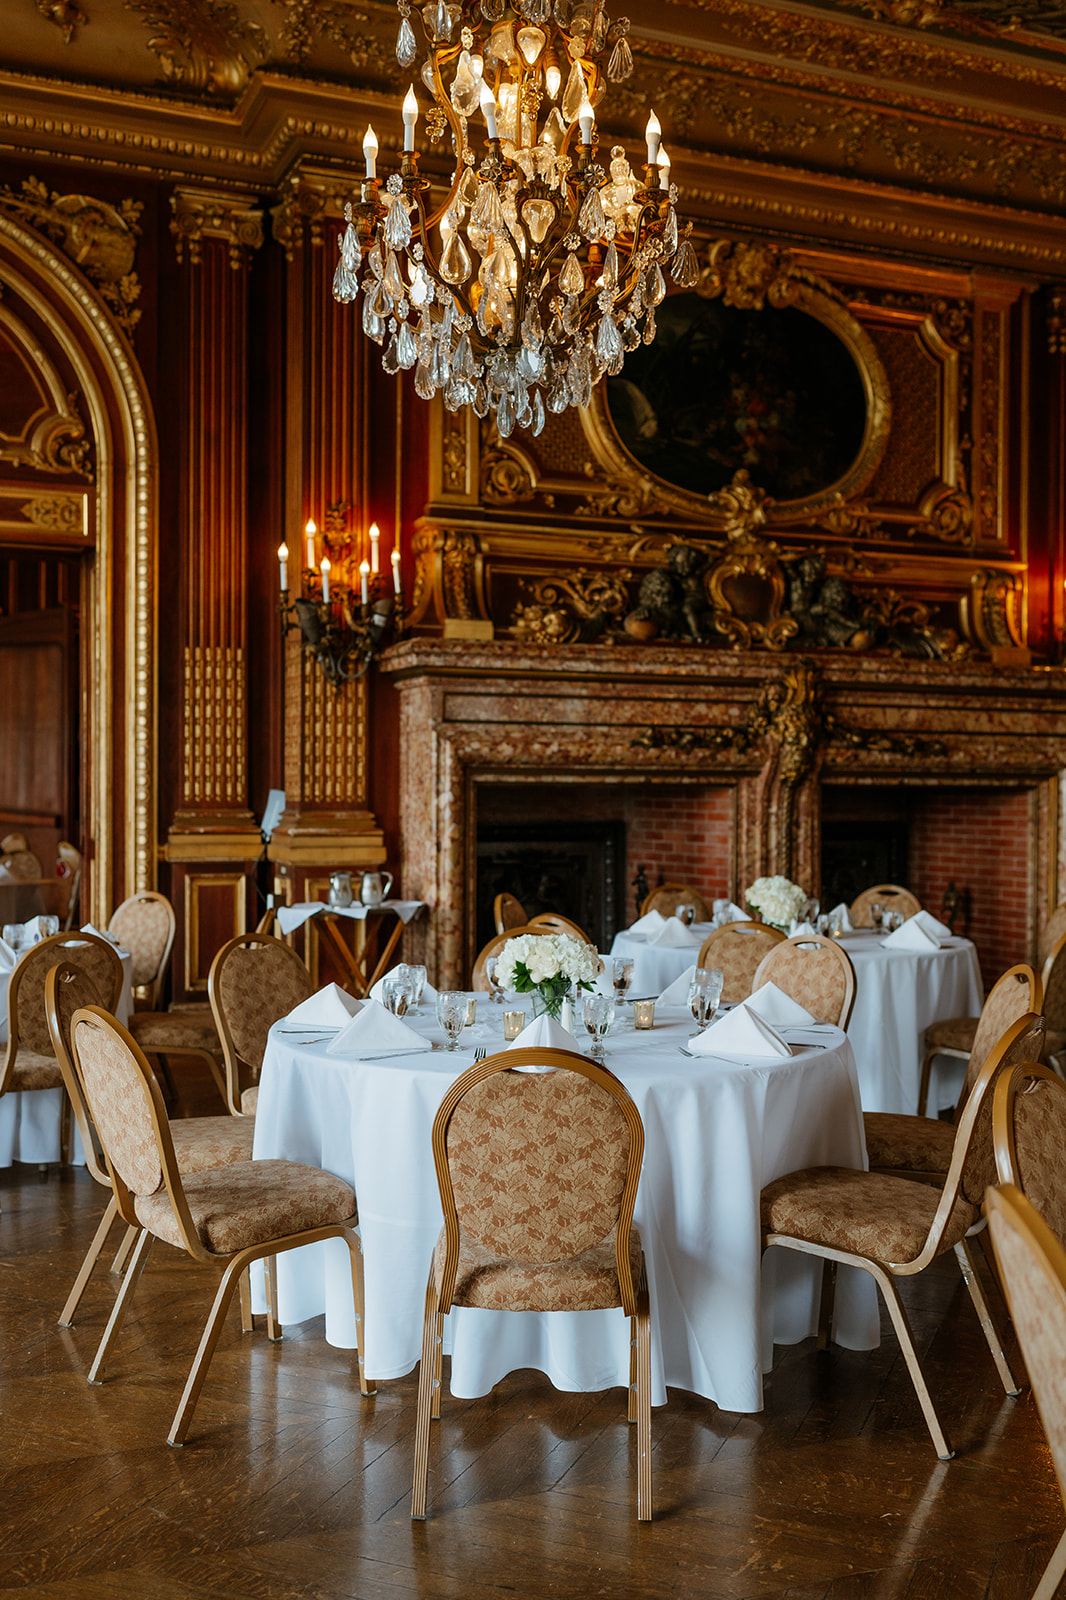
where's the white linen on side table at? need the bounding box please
[253,1007,879,1413]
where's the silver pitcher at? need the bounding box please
[327,871,355,909]
[360,869,393,907]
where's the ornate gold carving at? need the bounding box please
[0,177,142,337]
[698,240,805,311]
[0,299,93,478]
[479,422,542,507]
[706,470,771,539]
[170,186,264,267]
[127,0,267,96]
[442,412,468,495]
[511,569,633,646]
[581,267,892,526]
[183,645,247,805]
[959,569,1025,650]
[269,164,355,257]
[270,0,400,80]
[707,523,799,652]
[978,313,1002,534]
[20,493,84,532]
[36,0,88,44]
[1049,291,1066,357]
[408,524,486,625]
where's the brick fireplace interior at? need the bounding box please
[476,779,1034,981]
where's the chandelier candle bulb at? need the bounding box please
[304,519,316,571]
[645,110,661,165]
[479,81,498,140]
[362,125,378,179]
[657,145,671,181]
[578,95,595,145]
[359,560,370,606]
[320,557,330,604]
[369,522,380,573]
[401,86,418,150]
[391,546,401,594]
[277,543,288,592]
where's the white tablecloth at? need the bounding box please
[252,1004,879,1413]
[0,948,133,1165]
[611,924,983,1116]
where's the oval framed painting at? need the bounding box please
[584,283,891,522]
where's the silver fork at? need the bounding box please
[472,1046,487,1063]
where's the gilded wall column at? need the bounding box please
[266,162,386,917]
[164,187,265,999]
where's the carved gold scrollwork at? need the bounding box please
[706,528,799,652]
[0,178,143,336]
[479,422,537,506]
[407,523,487,626]
[511,568,633,646]
[170,186,264,269]
[35,0,88,44]
[698,239,805,312]
[128,0,267,96]
[959,569,1025,650]
[20,493,84,532]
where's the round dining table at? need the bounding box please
[252,1002,879,1414]
[610,923,983,1116]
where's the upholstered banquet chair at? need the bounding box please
[492,892,527,935]
[751,933,857,1027]
[640,882,713,923]
[69,1004,372,1444]
[208,932,315,1116]
[849,883,922,928]
[46,961,257,1331]
[525,910,596,945]
[1,931,123,1172]
[697,921,787,1005]
[1040,905,1066,972]
[1041,931,1066,1073]
[864,975,1045,1181]
[471,922,592,990]
[916,961,1043,1117]
[411,1046,652,1521]
[993,1061,1066,1248]
[109,891,228,1107]
[986,1185,1066,1600]
[761,1036,1023,1460]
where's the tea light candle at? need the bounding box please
[633,999,655,1030]
[503,1009,525,1041]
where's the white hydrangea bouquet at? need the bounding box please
[745,876,807,934]
[496,933,601,1021]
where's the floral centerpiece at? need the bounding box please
[496,933,601,1023]
[745,876,807,934]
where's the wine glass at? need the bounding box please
[485,955,503,1003]
[869,903,884,930]
[675,903,696,926]
[382,976,413,1016]
[688,969,723,1040]
[2,925,24,954]
[436,991,467,1052]
[584,993,614,1060]
[396,962,427,1010]
[612,957,634,1006]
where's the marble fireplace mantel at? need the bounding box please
[380,639,1066,987]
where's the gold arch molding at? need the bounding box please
[581,280,893,526]
[0,212,157,917]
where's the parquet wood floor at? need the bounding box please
[0,1071,1061,1599]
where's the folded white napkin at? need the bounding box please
[369,971,438,1003]
[882,917,939,952]
[713,899,748,925]
[649,918,703,948]
[911,908,952,944]
[689,1001,792,1059]
[745,980,815,1026]
[326,998,424,1056]
[81,923,122,946]
[789,920,818,938]
[276,902,327,935]
[657,964,698,1005]
[506,1010,579,1070]
[380,899,425,925]
[628,909,667,936]
[0,935,16,971]
[828,903,853,932]
[285,983,362,1028]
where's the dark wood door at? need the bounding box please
[0,605,77,860]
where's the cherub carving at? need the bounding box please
[627,543,710,642]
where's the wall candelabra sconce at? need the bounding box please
[278,517,403,686]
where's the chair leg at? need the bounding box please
[916,1048,939,1117]
[955,1237,1021,1397]
[59,1195,120,1327]
[817,1259,838,1350]
[430,1311,444,1420]
[238,1267,254,1332]
[411,1272,442,1520]
[628,1314,637,1424]
[635,1258,652,1523]
[111,1224,138,1275]
[264,1256,282,1342]
[343,1231,375,1397]
[168,1250,252,1446]
[869,1260,955,1460]
[87,1229,154,1385]
[1033,1524,1066,1600]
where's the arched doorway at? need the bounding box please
[0,212,157,920]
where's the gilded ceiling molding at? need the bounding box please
[0,177,142,336]
[35,0,88,45]
[170,185,263,266]
[269,163,355,259]
[0,212,157,910]
[126,0,267,95]
[269,0,401,80]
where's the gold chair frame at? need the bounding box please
[208,931,314,1117]
[697,920,787,1004]
[108,890,176,1009]
[849,883,922,928]
[917,961,1043,1117]
[411,1046,652,1522]
[640,883,713,923]
[751,932,857,1028]
[492,892,527,935]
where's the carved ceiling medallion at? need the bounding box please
[581,246,891,529]
[126,0,267,95]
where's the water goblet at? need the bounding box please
[584,993,614,1060]
[485,955,504,1003]
[675,903,696,927]
[436,991,467,1052]
[2,925,23,954]
[612,957,634,1006]
[869,903,883,930]
[396,962,427,1010]
[688,971,722,1040]
[382,976,413,1017]
[883,910,904,934]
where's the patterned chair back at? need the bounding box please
[640,883,712,923]
[46,962,114,1187]
[209,933,315,1073]
[849,883,922,928]
[698,920,787,1004]
[493,893,527,935]
[70,1007,167,1207]
[751,933,857,1027]
[967,965,1042,1095]
[993,1060,1066,1248]
[5,931,124,1067]
[1043,932,1066,1035]
[108,892,176,996]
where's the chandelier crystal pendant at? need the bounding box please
[332,0,698,437]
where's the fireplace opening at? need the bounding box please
[476,821,626,954]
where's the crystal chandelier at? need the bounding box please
[332,0,697,438]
